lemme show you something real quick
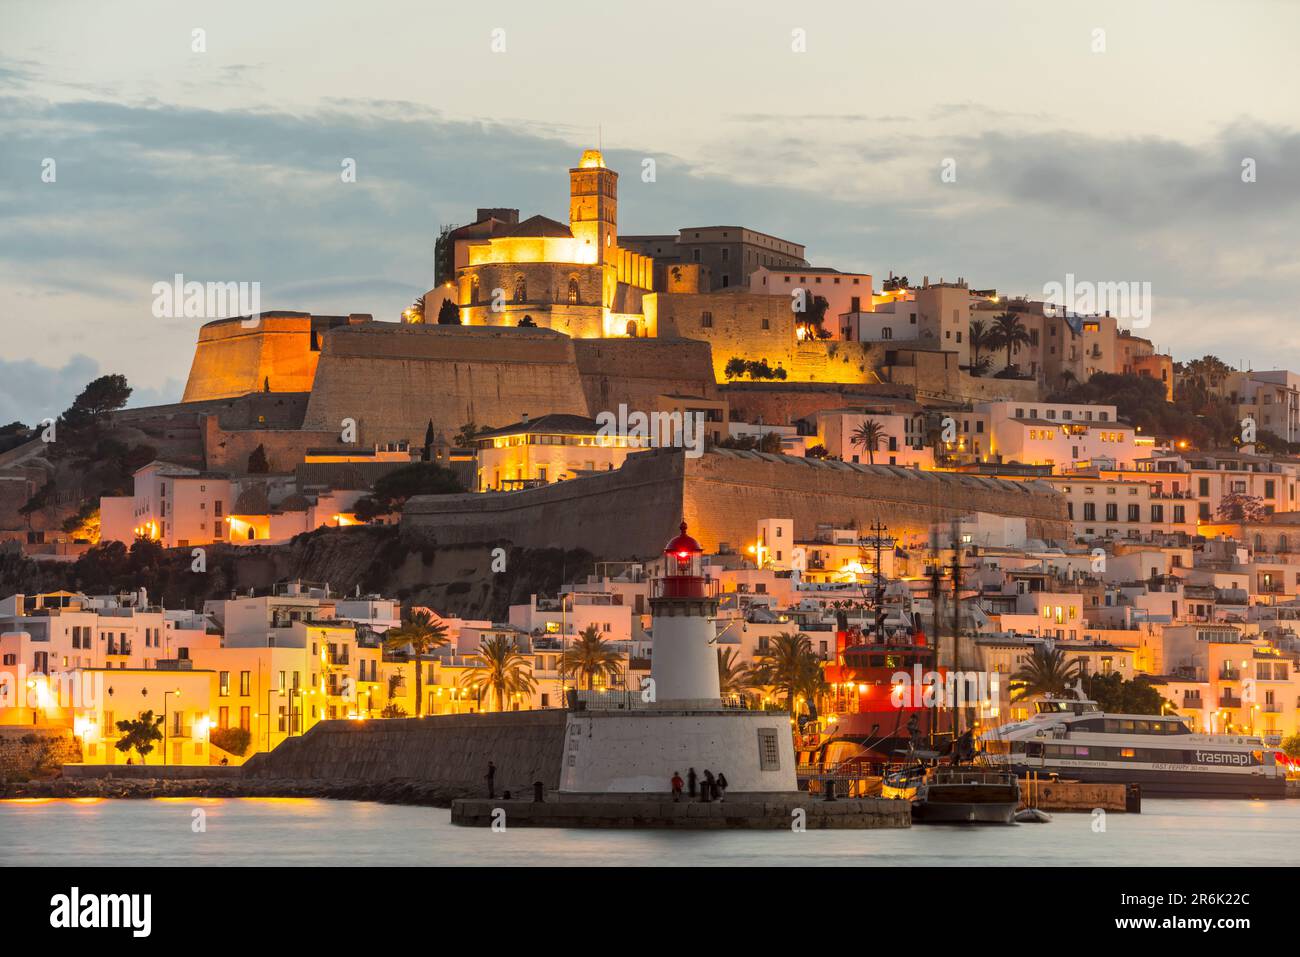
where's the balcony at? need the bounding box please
[106,641,133,656]
[1181,696,1204,709]
[1219,695,1243,709]
[1218,668,1239,680]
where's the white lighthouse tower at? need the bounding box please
[558,522,797,795]
[649,523,723,709]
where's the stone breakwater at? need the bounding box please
[452,795,911,829]
[0,776,473,807]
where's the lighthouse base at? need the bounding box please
[558,708,797,794]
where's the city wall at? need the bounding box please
[242,711,568,796]
[572,338,719,414]
[301,324,590,445]
[0,727,81,779]
[183,314,324,402]
[403,448,1070,559]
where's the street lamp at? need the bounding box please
[163,689,180,766]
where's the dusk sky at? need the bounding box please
[2,0,1298,424]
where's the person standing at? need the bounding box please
[701,769,715,803]
[687,767,698,798]
[716,771,728,802]
[486,761,497,799]
[671,771,684,802]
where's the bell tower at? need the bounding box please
[569,149,618,266]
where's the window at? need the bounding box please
[239,671,250,696]
[219,671,230,696]
[239,706,250,731]
[757,728,781,771]
[700,311,713,328]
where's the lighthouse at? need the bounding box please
[649,523,721,708]
[558,521,797,795]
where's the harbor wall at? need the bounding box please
[241,711,568,797]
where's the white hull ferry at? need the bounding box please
[984,695,1287,799]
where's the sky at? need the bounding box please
[1,0,1298,424]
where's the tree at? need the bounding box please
[422,420,436,462]
[209,726,252,757]
[1010,644,1083,701]
[1216,491,1267,523]
[559,624,624,690]
[114,711,164,764]
[454,422,484,447]
[805,444,831,459]
[989,312,1031,372]
[383,611,450,717]
[247,443,270,474]
[1084,672,1170,715]
[61,504,100,544]
[1281,733,1300,759]
[352,462,464,522]
[751,632,826,717]
[968,319,992,373]
[717,647,754,698]
[437,298,460,325]
[850,419,886,465]
[459,634,537,712]
[518,315,537,327]
[18,479,56,529]
[62,374,132,430]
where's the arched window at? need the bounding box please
[625,319,638,337]
[1279,535,1289,553]
[568,276,580,304]
[513,276,526,303]
[247,527,256,541]
[470,276,480,305]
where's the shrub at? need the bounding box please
[210,726,252,757]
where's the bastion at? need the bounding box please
[401,447,1070,559]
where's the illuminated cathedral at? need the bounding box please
[454,150,657,338]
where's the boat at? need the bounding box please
[882,739,1021,825]
[983,692,1289,799]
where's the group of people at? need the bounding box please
[670,768,728,803]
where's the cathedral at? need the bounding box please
[453,149,657,338]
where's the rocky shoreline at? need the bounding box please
[0,776,473,807]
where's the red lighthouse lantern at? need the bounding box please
[659,521,710,598]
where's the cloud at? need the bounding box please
[0,92,1298,426]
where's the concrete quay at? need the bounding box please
[451,793,911,829]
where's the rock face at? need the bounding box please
[0,728,82,779]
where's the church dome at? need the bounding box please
[578,149,606,169]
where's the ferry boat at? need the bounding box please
[984,694,1288,799]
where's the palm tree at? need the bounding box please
[850,419,886,465]
[969,319,992,372]
[1010,644,1083,701]
[383,610,450,717]
[751,632,826,717]
[716,647,754,698]
[558,624,624,690]
[990,311,1031,372]
[459,634,537,712]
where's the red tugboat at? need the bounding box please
[811,624,955,772]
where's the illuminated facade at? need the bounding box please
[456,150,655,338]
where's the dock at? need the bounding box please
[451,793,911,829]
[1020,777,1137,813]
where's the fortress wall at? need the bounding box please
[301,324,591,445]
[242,711,568,795]
[572,338,719,415]
[203,416,342,474]
[681,450,1070,552]
[182,316,321,402]
[402,448,1069,561]
[720,382,917,426]
[402,449,686,560]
